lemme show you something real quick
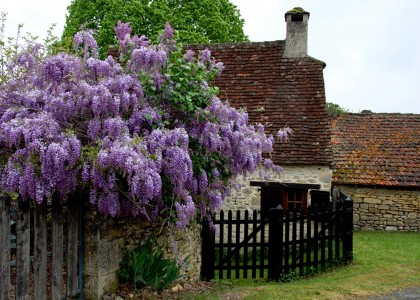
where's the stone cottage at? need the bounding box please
[189,8,332,211]
[331,112,420,232]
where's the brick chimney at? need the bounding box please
[284,7,310,58]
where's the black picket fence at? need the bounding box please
[201,197,353,281]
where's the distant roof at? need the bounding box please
[188,40,331,166]
[331,113,420,187]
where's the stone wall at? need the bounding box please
[223,165,332,211]
[83,210,202,299]
[337,185,419,232]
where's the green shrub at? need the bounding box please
[118,240,183,291]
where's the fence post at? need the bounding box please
[342,196,353,262]
[200,217,215,281]
[268,207,283,281]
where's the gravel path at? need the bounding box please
[366,287,420,300]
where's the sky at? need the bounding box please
[2,0,420,114]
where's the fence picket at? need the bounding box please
[16,199,30,300]
[66,198,79,297]
[52,197,64,300]
[320,207,327,268]
[313,205,319,270]
[298,206,305,276]
[235,210,240,279]
[279,209,284,275]
[243,210,249,279]
[306,206,312,271]
[218,210,224,279]
[0,196,11,300]
[251,210,257,279]
[291,209,297,270]
[34,201,47,299]
[227,210,232,279]
[328,207,333,262]
[284,211,290,274]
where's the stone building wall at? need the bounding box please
[83,210,202,299]
[337,185,419,232]
[223,165,332,211]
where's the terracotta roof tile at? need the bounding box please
[331,113,420,187]
[188,41,331,166]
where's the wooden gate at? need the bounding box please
[0,194,83,300]
[201,197,353,281]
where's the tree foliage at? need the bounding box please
[0,22,284,228]
[62,0,248,58]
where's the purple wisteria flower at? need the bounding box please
[175,195,196,229]
[72,31,98,60]
[199,49,211,63]
[163,22,174,40]
[183,49,195,63]
[128,46,167,73]
[0,20,285,228]
[114,20,132,42]
[277,127,293,142]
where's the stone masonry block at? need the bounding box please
[84,272,117,300]
[408,212,418,219]
[363,198,381,204]
[98,239,121,277]
[360,203,369,209]
[382,200,393,205]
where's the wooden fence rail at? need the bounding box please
[0,194,81,300]
[201,197,353,281]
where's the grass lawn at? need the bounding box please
[185,231,420,300]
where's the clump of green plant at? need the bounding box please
[287,7,307,13]
[118,240,183,291]
[327,102,349,118]
[278,269,300,283]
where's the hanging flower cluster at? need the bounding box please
[0,22,282,228]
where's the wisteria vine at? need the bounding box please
[0,22,289,228]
